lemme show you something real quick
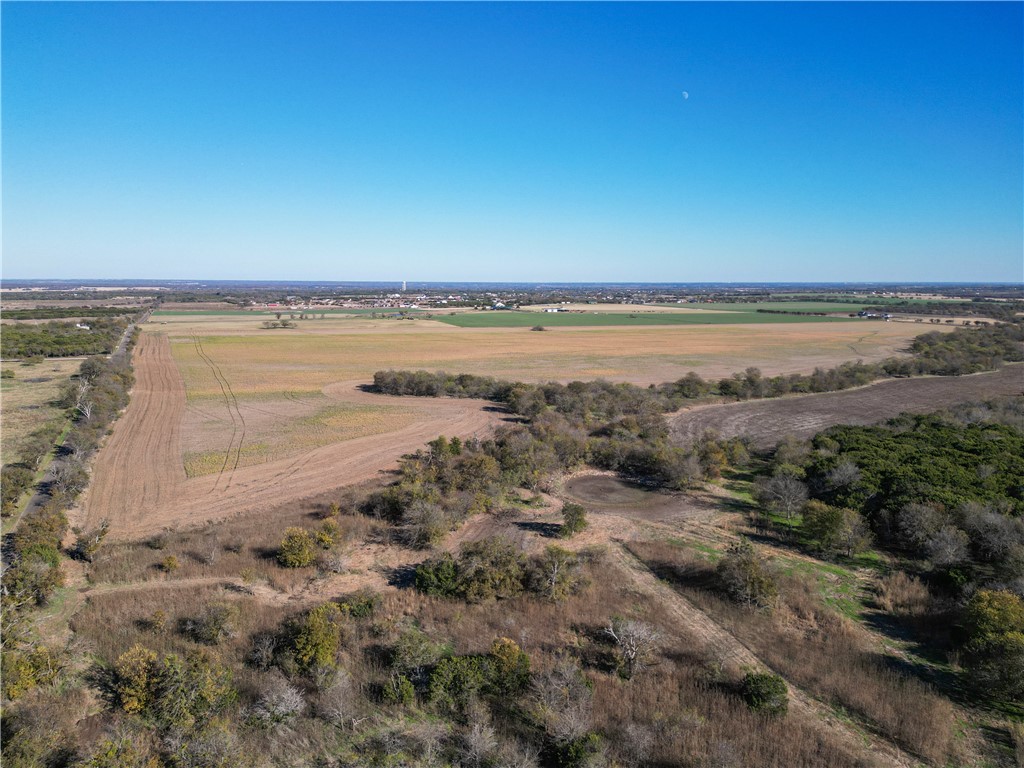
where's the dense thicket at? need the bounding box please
[2,307,144,320]
[0,317,131,358]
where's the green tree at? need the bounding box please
[559,503,589,538]
[487,637,531,695]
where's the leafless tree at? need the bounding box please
[617,722,655,767]
[248,633,278,670]
[604,618,660,679]
[753,474,807,520]
[530,658,593,743]
[827,459,861,490]
[315,668,354,726]
[461,721,499,768]
[926,525,970,567]
[250,673,305,724]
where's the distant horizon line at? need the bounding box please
[3,278,1021,288]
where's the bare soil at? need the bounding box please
[76,334,506,540]
[670,364,1023,449]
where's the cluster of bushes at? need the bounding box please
[1,351,136,702]
[0,317,132,358]
[363,394,744,547]
[415,537,588,603]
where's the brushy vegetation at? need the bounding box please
[1,345,137,703]
[0,316,137,358]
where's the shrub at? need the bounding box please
[741,671,788,716]
[487,637,531,695]
[290,603,346,671]
[160,555,179,573]
[716,539,779,608]
[559,503,588,539]
[429,656,486,715]
[278,527,317,567]
[183,603,239,645]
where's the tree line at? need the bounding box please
[2,345,137,701]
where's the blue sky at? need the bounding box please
[3,2,1021,282]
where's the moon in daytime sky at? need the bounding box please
[682,91,689,99]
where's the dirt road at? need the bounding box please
[670,364,1023,449]
[78,334,504,540]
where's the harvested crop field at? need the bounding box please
[670,364,1024,449]
[77,332,506,540]
[157,313,924,386]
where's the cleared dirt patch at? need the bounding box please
[563,472,720,523]
[670,364,1024,449]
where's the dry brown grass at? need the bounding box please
[159,313,924,388]
[631,541,959,766]
[0,358,78,464]
[875,571,932,618]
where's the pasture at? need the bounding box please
[0,358,78,464]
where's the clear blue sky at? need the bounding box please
[3,2,1021,283]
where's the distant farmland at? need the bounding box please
[433,310,857,327]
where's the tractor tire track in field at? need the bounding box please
[76,333,187,536]
[670,363,1023,450]
[84,336,506,541]
[191,336,247,490]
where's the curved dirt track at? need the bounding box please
[80,334,504,541]
[671,364,1023,449]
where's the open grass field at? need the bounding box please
[0,358,78,464]
[432,309,856,327]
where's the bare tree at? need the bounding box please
[604,618,660,679]
[315,668,354,726]
[530,658,593,744]
[250,673,305,724]
[462,721,499,768]
[926,525,970,567]
[753,474,807,520]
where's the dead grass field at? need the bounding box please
[158,313,924,388]
[0,358,79,464]
[670,363,1024,449]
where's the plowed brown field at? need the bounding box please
[670,364,1023,449]
[78,333,504,540]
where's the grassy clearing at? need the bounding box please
[433,310,856,327]
[0,358,79,464]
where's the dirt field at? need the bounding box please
[76,333,506,540]
[0,358,79,464]
[670,364,1024,449]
